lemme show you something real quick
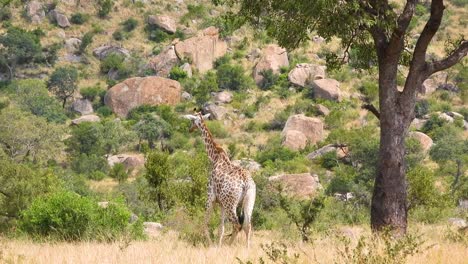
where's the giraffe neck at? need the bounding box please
[199,120,229,166]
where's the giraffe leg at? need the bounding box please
[242,186,256,249]
[217,207,225,247]
[204,194,215,244]
[226,206,241,245]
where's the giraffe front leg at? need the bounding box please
[204,195,215,245]
[217,207,225,247]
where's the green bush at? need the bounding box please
[96,106,113,117]
[71,154,109,175]
[80,86,105,101]
[89,171,106,181]
[70,13,90,24]
[112,30,125,41]
[169,66,188,81]
[100,53,125,74]
[0,7,11,22]
[258,69,279,90]
[19,191,142,241]
[122,18,138,32]
[78,32,94,54]
[414,100,429,118]
[451,0,468,7]
[147,27,170,42]
[20,191,96,241]
[358,80,378,102]
[205,120,228,138]
[320,151,339,170]
[217,63,251,91]
[110,163,128,184]
[97,0,114,18]
[180,4,208,24]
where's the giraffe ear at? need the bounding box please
[202,113,211,120]
[182,114,197,120]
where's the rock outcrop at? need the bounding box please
[253,44,289,85]
[311,79,342,101]
[104,76,182,117]
[269,173,322,199]
[71,99,93,115]
[93,45,131,60]
[175,27,227,73]
[148,46,179,77]
[288,63,326,87]
[25,1,45,23]
[50,10,70,28]
[281,114,324,150]
[148,15,176,34]
[232,159,262,172]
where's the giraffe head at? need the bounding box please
[183,112,211,132]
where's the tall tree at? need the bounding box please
[215,0,468,235]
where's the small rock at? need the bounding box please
[65,38,82,53]
[71,98,93,115]
[129,213,139,223]
[307,144,337,160]
[148,46,179,77]
[214,91,233,104]
[411,118,427,130]
[269,173,322,199]
[448,218,467,229]
[232,159,262,172]
[147,15,176,34]
[25,1,45,23]
[253,44,289,85]
[408,131,433,153]
[93,45,131,60]
[281,114,324,150]
[71,114,100,125]
[180,62,192,78]
[316,104,330,116]
[98,201,109,208]
[181,91,192,101]
[143,222,163,238]
[203,103,228,120]
[311,79,342,101]
[288,63,326,87]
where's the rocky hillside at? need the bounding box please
[0,0,467,242]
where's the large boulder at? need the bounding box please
[175,27,227,73]
[408,131,433,153]
[148,15,176,34]
[253,44,289,85]
[50,10,70,28]
[419,78,437,95]
[282,130,308,151]
[65,38,82,53]
[148,46,179,77]
[25,1,45,23]
[71,114,100,125]
[288,63,326,87]
[202,103,228,120]
[311,79,342,101]
[108,153,145,175]
[71,99,93,115]
[93,45,131,60]
[269,173,322,199]
[104,76,182,117]
[281,114,324,150]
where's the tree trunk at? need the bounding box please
[371,62,410,236]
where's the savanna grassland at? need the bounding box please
[0,0,467,263]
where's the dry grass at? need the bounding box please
[2,225,467,264]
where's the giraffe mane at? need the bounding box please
[197,112,229,159]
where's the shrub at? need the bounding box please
[147,27,170,43]
[112,30,125,40]
[169,66,188,81]
[414,99,429,118]
[78,32,94,54]
[205,120,228,138]
[100,53,125,74]
[0,7,11,22]
[96,106,113,117]
[358,80,378,102]
[89,170,106,181]
[20,191,142,241]
[71,154,109,175]
[20,191,96,241]
[217,63,251,91]
[109,163,128,184]
[180,4,208,24]
[70,13,89,24]
[145,151,174,211]
[80,86,105,101]
[258,69,279,90]
[122,18,138,32]
[97,0,114,18]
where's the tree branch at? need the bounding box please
[362,103,380,119]
[388,0,417,52]
[412,0,445,64]
[428,40,468,74]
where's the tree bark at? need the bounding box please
[371,59,409,236]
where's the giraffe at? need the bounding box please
[183,112,256,248]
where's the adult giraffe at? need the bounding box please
[184,112,256,248]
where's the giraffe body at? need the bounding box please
[184,113,256,248]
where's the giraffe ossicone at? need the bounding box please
[183,112,256,248]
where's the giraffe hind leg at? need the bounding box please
[242,186,256,248]
[226,206,241,245]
